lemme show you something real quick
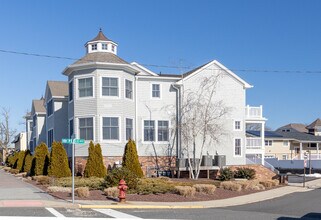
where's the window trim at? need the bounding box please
[150,83,162,99]
[77,116,95,142]
[47,98,54,118]
[100,116,121,143]
[68,79,74,103]
[47,128,54,149]
[124,79,134,101]
[233,120,242,131]
[125,117,134,141]
[233,137,242,157]
[76,75,95,99]
[142,119,156,143]
[100,76,120,99]
[69,117,74,139]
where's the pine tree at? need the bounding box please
[33,143,50,176]
[122,139,143,178]
[84,141,107,178]
[48,141,71,177]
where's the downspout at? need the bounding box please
[135,73,138,144]
[172,83,181,160]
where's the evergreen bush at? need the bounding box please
[84,142,107,178]
[33,143,50,176]
[122,139,143,178]
[104,167,139,190]
[16,151,25,172]
[23,150,33,174]
[7,152,19,168]
[218,167,234,181]
[48,141,71,178]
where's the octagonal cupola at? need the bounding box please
[85,29,118,55]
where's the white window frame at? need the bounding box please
[157,120,170,143]
[91,44,97,51]
[77,116,95,142]
[100,116,121,143]
[234,137,242,157]
[151,83,161,99]
[68,79,74,103]
[76,75,95,99]
[100,76,120,99]
[125,118,134,141]
[233,120,242,131]
[283,141,289,147]
[124,79,134,100]
[102,43,108,50]
[142,119,156,143]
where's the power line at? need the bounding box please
[1,48,321,74]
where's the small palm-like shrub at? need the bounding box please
[218,167,234,181]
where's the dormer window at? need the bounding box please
[91,44,97,51]
[102,43,108,50]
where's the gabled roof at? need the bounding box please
[87,29,111,43]
[72,52,128,65]
[276,123,308,133]
[47,81,68,98]
[306,118,321,129]
[32,99,46,114]
[176,60,252,88]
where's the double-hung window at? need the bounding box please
[158,121,169,142]
[47,129,53,148]
[102,77,118,97]
[102,117,119,140]
[47,100,53,116]
[234,138,241,156]
[152,84,160,98]
[126,118,133,140]
[144,120,155,142]
[78,78,93,98]
[79,118,93,140]
[69,119,74,138]
[234,121,241,130]
[69,81,73,101]
[125,80,133,99]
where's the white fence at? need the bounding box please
[265,158,321,169]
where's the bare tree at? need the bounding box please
[0,107,16,161]
[178,73,230,179]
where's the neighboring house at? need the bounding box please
[25,112,33,151]
[44,81,69,149]
[30,99,46,153]
[12,132,27,151]
[248,120,321,160]
[60,30,266,169]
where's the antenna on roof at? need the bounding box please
[99,27,102,32]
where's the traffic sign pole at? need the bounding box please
[72,139,75,204]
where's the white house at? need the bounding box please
[59,30,266,171]
[30,99,46,153]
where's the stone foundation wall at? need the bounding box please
[72,156,176,177]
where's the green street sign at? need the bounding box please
[74,139,85,144]
[62,139,73,144]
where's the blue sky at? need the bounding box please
[1,0,321,132]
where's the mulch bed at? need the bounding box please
[22,177,283,202]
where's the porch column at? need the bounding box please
[317,143,320,160]
[261,122,265,165]
[300,142,303,160]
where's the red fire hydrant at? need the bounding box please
[118,179,128,203]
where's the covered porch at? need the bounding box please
[291,141,321,160]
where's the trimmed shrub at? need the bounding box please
[53,177,104,190]
[16,151,25,172]
[33,143,50,176]
[32,175,51,185]
[3,167,11,172]
[260,180,278,188]
[193,184,216,194]
[122,139,143,178]
[174,186,196,197]
[104,187,119,198]
[47,186,71,193]
[48,142,71,178]
[7,152,19,168]
[104,167,139,190]
[218,167,234,181]
[23,151,33,174]
[84,142,107,178]
[234,167,256,180]
[135,178,174,194]
[220,181,242,191]
[76,187,90,198]
[9,169,19,174]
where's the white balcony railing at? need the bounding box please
[245,105,263,119]
[246,138,262,149]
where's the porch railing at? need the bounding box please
[245,105,263,119]
[246,138,262,149]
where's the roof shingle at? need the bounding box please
[73,52,128,65]
[48,81,68,97]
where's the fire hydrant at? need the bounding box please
[118,179,128,203]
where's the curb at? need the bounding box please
[79,204,205,209]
